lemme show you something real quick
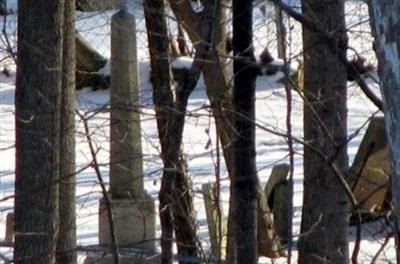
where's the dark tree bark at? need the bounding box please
[56,0,76,263]
[298,1,349,264]
[368,1,400,261]
[177,24,187,56]
[144,0,199,262]
[0,0,6,15]
[232,0,258,263]
[170,2,283,261]
[275,3,286,59]
[144,1,174,262]
[169,1,238,260]
[14,1,64,263]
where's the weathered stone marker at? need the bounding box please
[348,117,391,216]
[75,33,108,89]
[108,9,143,203]
[264,163,289,200]
[103,6,155,250]
[257,185,285,258]
[86,7,158,264]
[202,183,226,259]
[202,182,284,259]
[271,180,290,244]
[81,8,160,264]
[264,163,291,245]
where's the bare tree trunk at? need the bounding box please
[170,1,282,261]
[177,24,187,56]
[0,0,6,15]
[168,1,238,260]
[144,1,199,262]
[368,1,400,262]
[14,1,64,263]
[298,1,349,264]
[56,0,76,263]
[232,1,258,263]
[275,3,286,59]
[143,1,174,261]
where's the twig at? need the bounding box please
[1,12,16,62]
[0,252,10,264]
[352,213,362,264]
[0,162,92,204]
[230,108,359,209]
[275,3,295,261]
[0,241,13,247]
[370,232,391,264]
[76,110,120,264]
[267,0,383,111]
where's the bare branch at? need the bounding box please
[269,0,383,111]
[76,110,120,264]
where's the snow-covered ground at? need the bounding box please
[0,1,397,263]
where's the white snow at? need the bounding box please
[171,56,193,69]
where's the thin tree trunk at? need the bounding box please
[298,1,349,263]
[169,1,238,260]
[275,3,286,59]
[144,1,199,262]
[0,0,6,15]
[14,1,64,263]
[232,0,258,263]
[368,1,400,262]
[170,1,285,262]
[144,2,174,262]
[56,0,76,263]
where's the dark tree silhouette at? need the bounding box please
[57,0,77,263]
[232,0,259,263]
[14,0,64,263]
[144,0,200,262]
[368,1,400,262]
[298,1,350,263]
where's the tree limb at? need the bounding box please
[168,0,201,43]
[269,0,383,111]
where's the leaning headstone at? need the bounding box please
[272,181,291,245]
[75,33,109,89]
[348,117,391,214]
[264,163,289,201]
[264,163,291,245]
[257,187,285,258]
[76,33,107,72]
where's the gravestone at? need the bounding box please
[85,7,158,264]
[348,117,391,215]
[202,183,226,259]
[202,181,285,259]
[264,164,291,245]
[76,33,108,89]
